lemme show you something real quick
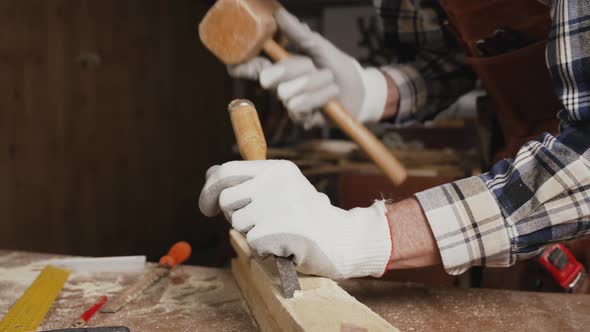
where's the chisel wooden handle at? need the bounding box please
[228,99,267,161]
[227,99,301,298]
[262,39,407,185]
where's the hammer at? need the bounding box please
[199,0,407,186]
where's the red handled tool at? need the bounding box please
[537,243,586,292]
[72,295,108,327]
[100,241,192,313]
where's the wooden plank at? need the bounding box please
[232,258,283,331]
[229,229,399,332]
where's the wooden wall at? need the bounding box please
[0,0,235,265]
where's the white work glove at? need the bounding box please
[199,160,392,279]
[228,8,388,129]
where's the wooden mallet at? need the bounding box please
[199,0,407,186]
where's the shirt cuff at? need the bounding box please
[380,64,427,124]
[415,176,513,275]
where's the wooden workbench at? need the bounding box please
[1,250,589,331]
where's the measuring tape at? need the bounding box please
[0,265,70,332]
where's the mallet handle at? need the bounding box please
[262,39,407,185]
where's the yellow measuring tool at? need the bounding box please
[0,265,70,332]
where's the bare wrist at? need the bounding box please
[385,198,442,269]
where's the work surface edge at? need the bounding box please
[1,250,590,331]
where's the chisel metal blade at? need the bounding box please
[275,256,300,298]
[100,267,169,313]
[101,241,192,313]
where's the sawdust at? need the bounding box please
[0,259,51,283]
[0,251,256,331]
[0,258,54,314]
[285,279,398,331]
[64,276,125,298]
[0,260,130,305]
[159,275,224,307]
[41,266,247,331]
[74,269,251,332]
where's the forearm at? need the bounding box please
[380,71,400,120]
[379,0,590,277]
[385,198,441,269]
[378,58,476,125]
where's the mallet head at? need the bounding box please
[199,0,280,65]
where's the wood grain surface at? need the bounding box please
[2,250,590,331]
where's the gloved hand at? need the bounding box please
[228,8,387,129]
[199,160,392,279]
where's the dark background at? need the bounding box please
[0,0,235,265]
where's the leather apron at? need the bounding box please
[438,0,561,159]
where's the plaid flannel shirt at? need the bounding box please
[374,0,476,124]
[379,0,590,275]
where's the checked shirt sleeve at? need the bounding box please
[375,0,476,125]
[416,0,590,275]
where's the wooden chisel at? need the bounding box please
[228,99,301,298]
[100,241,191,313]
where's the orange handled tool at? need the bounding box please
[159,241,192,268]
[101,241,192,313]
